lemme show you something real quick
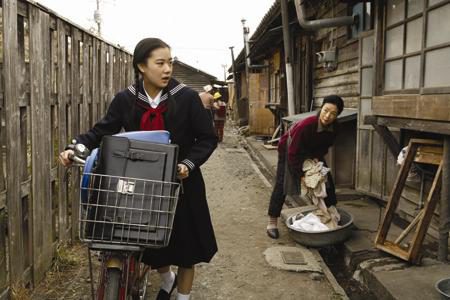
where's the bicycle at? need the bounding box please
[68,131,180,300]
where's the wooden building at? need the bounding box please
[172,58,217,93]
[230,0,450,243]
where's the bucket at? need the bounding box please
[286,207,354,247]
[436,278,450,300]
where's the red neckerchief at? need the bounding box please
[139,101,167,131]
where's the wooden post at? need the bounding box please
[70,29,81,239]
[57,19,68,242]
[29,5,53,283]
[99,42,106,116]
[107,45,114,107]
[3,0,26,283]
[439,137,450,261]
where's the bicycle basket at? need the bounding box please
[79,173,180,248]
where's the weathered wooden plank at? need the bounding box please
[70,28,81,239]
[368,115,450,136]
[314,83,359,98]
[17,15,29,105]
[99,42,106,116]
[3,0,26,283]
[82,34,90,132]
[439,137,450,261]
[415,145,444,165]
[357,129,372,191]
[373,95,450,121]
[368,121,401,158]
[0,209,8,295]
[17,0,28,17]
[92,39,99,121]
[315,62,359,80]
[249,72,274,134]
[113,49,120,93]
[375,141,420,244]
[409,161,443,263]
[373,1,385,96]
[315,71,359,89]
[108,45,115,106]
[57,18,68,242]
[337,41,360,63]
[29,5,53,283]
[371,132,385,197]
[376,241,410,261]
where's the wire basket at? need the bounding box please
[79,173,180,248]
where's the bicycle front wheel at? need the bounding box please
[104,268,121,300]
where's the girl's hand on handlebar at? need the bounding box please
[59,149,74,167]
[177,164,189,179]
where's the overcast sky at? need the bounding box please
[36,0,276,80]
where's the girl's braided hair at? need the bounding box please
[130,38,176,130]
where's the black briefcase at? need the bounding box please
[84,135,179,246]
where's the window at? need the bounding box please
[359,35,375,127]
[349,2,374,39]
[269,70,280,104]
[383,0,450,92]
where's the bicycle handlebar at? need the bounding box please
[68,152,86,165]
[67,143,90,166]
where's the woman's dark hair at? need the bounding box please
[321,95,344,115]
[130,38,175,130]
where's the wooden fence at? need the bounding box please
[0,0,133,297]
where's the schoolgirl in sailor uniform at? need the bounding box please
[59,38,218,300]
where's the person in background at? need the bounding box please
[212,91,226,142]
[199,84,215,122]
[59,37,218,300]
[266,95,344,239]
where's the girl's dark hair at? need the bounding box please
[130,38,175,129]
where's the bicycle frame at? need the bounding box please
[88,243,148,300]
[68,131,179,300]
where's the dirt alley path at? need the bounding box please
[33,125,338,300]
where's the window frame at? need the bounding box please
[382,0,450,95]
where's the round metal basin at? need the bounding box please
[436,278,450,300]
[286,207,354,247]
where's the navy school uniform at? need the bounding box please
[74,78,218,268]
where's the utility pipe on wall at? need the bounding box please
[291,0,357,113]
[294,0,356,30]
[281,0,295,116]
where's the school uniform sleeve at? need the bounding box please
[181,91,218,171]
[74,93,125,150]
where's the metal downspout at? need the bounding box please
[294,0,356,30]
[281,0,295,116]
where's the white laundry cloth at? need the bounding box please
[291,212,330,232]
[300,159,340,229]
[301,159,330,206]
[396,146,421,182]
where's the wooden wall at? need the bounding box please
[0,0,132,296]
[312,2,359,110]
[308,2,359,188]
[248,72,274,135]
